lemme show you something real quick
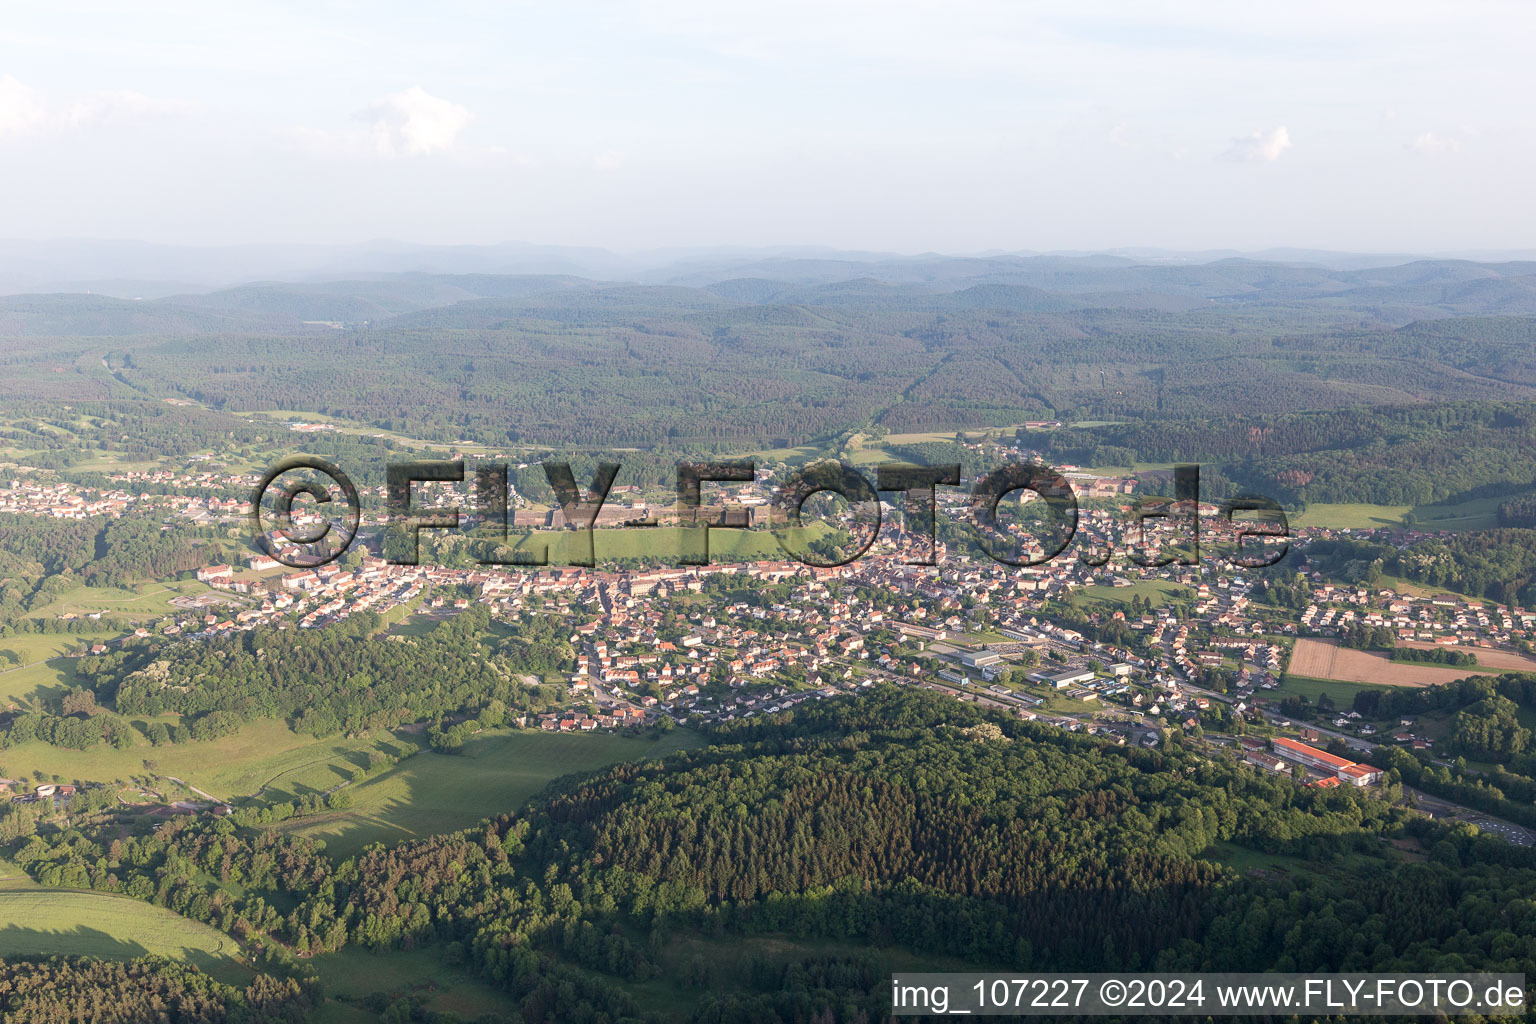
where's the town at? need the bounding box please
[8,449,1526,847]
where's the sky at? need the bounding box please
[0,1,1531,253]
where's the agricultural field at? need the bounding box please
[0,890,246,982]
[273,726,702,858]
[1287,638,1491,688]
[1398,642,1536,672]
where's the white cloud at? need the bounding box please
[65,90,199,127]
[1410,131,1459,155]
[0,76,197,143]
[594,150,626,171]
[1223,125,1291,162]
[364,86,471,157]
[0,75,46,140]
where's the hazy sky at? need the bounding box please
[1,1,1530,252]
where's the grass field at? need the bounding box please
[1373,574,1483,602]
[739,445,815,461]
[1289,503,1413,530]
[1074,580,1188,607]
[1273,672,1391,708]
[1289,496,1504,533]
[0,657,88,709]
[1201,840,1318,878]
[0,633,118,707]
[275,727,702,858]
[0,889,247,982]
[953,628,1016,646]
[3,717,418,800]
[311,927,974,1022]
[1409,495,1504,532]
[623,929,978,1017]
[27,580,213,622]
[1083,462,1181,475]
[847,446,893,465]
[0,632,112,667]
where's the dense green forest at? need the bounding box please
[0,957,309,1023]
[9,267,1536,523]
[0,512,214,631]
[8,261,1536,457]
[37,607,567,748]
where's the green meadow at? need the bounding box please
[1289,495,1503,532]
[1073,580,1189,607]
[310,946,522,1022]
[0,889,247,982]
[274,727,701,859]
[1289,503,1414,530]
[1273,672,1390,708]
[26,580,214,622]
[0,633,116,707]
[2,717,416,801]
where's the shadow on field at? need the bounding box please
[0,924,150,960]
[0,923,241,979]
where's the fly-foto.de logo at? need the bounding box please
[251,457,1290,571]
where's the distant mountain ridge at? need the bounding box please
[10,252,1536,334]
[6,237,1536,295]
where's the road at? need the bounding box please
[158,775,222,804]
[1404,786,1535,846]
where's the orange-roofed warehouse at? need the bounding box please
[1271,736,1382,787]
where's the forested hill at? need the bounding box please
[7,255,1536,517]
[515,690,1532,972]
[1029,400,1536,506]
[10,295,1536,451]
[14,687,1536,1023]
